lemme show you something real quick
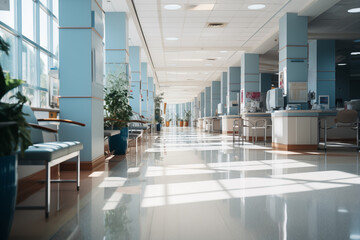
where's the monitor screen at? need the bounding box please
[320,96,329,104]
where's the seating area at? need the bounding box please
[17,106,85,218]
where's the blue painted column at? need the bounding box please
[221,72,227,114]
[205,87,211,117]
[308,40,335,108]
[141,62,148,117]
[279,13,308,108]
[200,91,205,118]
[104,12,128,77]
[148,77,154,120]
[211,81,221,116]
[241,53,259,112]
[176,104,180,119]
[227,67,241,115]
[129,46,141,114]
[59,0,104,163]
[260,73,273,93]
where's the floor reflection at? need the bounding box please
[10,127,360,240]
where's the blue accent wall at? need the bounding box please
[200,91,205,118]
[308,40,336,108]
[141,62,148,117]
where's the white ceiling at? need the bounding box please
[104,0,357,103]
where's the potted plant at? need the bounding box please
[179,118,184,127]
[0,36,32,240]
[175,114,180,126]
[104,70,133,155]
[154,93,164,131]
[184,110,191,127]
[166,118,172,127]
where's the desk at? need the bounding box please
[220,115,240,134]
[203,117,221,133]
[271,110,337,150]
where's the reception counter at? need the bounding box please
[271,110,337,150]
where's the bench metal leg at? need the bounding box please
[45,163,50,218]
[77,152,80,191]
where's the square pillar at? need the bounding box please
[221,72,228,113]
[200,91,205,118]
[211,81,221,116]
[279,13,308,108]
[59,0,104,163]
[148,77,154,120]
[129,46,141,114]
[204,87,211,117]
[227,67,241,115]
[141,62,148,117]
[241,53,259,112]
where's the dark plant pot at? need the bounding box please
[108,127,129,155]
[0,154,17,240]
[156,123,161,131]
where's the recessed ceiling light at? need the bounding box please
[338,63,347,66]
[165,37,179,41]
[220,51,228,53]
[188,4,214,11]
[248,4,266,10]
[205,63,212,66]
[351,52,360,55]
[348,8,360,13]
[164,4,181,10]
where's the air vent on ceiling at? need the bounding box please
[206,22,227,28]
[206,58,217,61]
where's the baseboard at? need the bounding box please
[60,154,106,171]
[272,142,318,151]
[17,165,59,204]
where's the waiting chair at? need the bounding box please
[233,118,251,145]
[321,109,359,150]
[17,105,85,218]
[250,119,268,145]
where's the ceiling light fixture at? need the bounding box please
[248,4,266,10]
[348,8,360,13]
[220,51,228,53]
[164,4,181,10]
[165,37,179,41]
[351,52,360,55]
[188,4,214,11]
[337,63,347,66]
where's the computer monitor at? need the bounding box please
[319,95,329,109]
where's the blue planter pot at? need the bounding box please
[108,127,129,155]
[156,123,161,131]
[0,154,17,240]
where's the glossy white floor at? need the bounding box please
[10,127,360,240]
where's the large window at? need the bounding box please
[0,29,16,78]
[22,0,35,41]
[0,0,59,108]
[0,0,15,28]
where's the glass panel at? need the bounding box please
[22,0,35,40]
[40,0,47,8]
[40,9,48,49]
[0,29,16,78]
[52,0,58,17]
[40,52,48,88]
[22,41,36,86]
[40,52,49,107]
[0,0,15,28]
[53,19,58,56]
